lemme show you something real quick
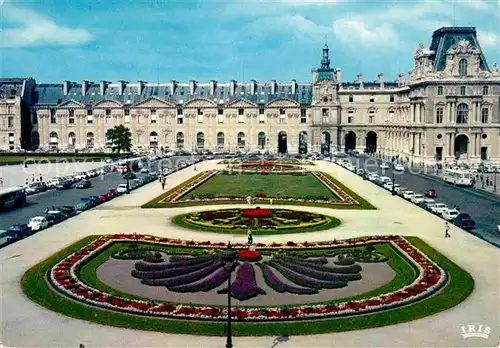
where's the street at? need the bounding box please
[347,155,500,247]
[0,156,196,231]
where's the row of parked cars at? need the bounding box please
[333,159,477,231]
[24,168,109,195]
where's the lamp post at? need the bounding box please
[494,167,497,192]
[391,161,396,196]
[221,243,238,348]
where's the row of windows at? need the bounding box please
[435,104,489,124]
[346,94,395,103]
[437,85,489,96]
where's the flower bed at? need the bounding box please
[48,234,449,322]
[237,250,263,262]
[217,263,266,301]
[241,208,272,218]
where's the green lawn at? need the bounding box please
[0,154,119,164]
[181,172,340,200]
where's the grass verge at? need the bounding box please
[21,236,473,336]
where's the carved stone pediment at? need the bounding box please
[132,97,175,108]
[57,99,85,108]
[447,40,481,56]
[266,98,300,107]
[226,98,257,108]
[183,98,216,108]
[93,100,123,108]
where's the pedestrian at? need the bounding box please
[25,178,29,185]
[161,178,166,190]
[45,207,49,214]
[40,174,43,182]
[246,195,252,206]
[32,174,35,183]
[445,222,450,238]
[247,229,253,245]
[52,205,55,211]
[270,198,273,205]
[159,175,162,183]
[0,177,3,187]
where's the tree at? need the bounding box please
[106,125,132,154]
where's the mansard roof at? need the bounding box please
[430,27,489,72]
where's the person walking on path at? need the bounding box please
[25,178,29,185]
[246,195,252,206]
[161,177,166,190]
[247,229,253,245]
[445,222,450,238]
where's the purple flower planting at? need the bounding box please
[132,259,216,279]
[169,266,232,293]
[217,263,266,301]
[275,258,361,281]
[283,256,362,274]
[258,263,318,295]
[134,255,212,271]
[269,261,347,289]
[141,261,223,287]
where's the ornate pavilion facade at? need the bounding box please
[1,27,499,164]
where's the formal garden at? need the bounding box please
[143,170,374,209]
[21,233,474,336]
[218,157,314,166]
[172,208,341,235]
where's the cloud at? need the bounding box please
[455,0,490,10]
[333,20,402,49]
[247,14,329,42]
[279,0,341,6]
[0,4,92,48]
[477,30,499,47]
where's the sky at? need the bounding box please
[0,0,499,84]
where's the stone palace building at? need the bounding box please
[1,26,499,164]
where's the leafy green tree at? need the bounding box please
[106,125,132,154]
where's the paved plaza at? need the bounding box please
[1,160,498,347]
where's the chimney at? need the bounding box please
[138,81,147,95]
[398,74,405,87]
[63,81,70,96]
[81,80,89,95]
[356,74,364,89]
[169,80,178,95]
[189,80,196,95]
[377,73,384,88]
[230,80,236,96]
[210,80,217,95]
[291,80,297,94]
[335,68,342,82]
[250,80,257,95]
[118,80,128,96]
[271,80,277,95]
[100,81,109,96]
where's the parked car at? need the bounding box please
[140,168,149,173]
[424,189,438,198]
[356,169,365,176]
[397,188,409,196]
[7,224,32,239]
[410,194,425,204]
[28,216,49,231]
[75,179,92,189]
[47,178,63,189]
[123,172,136,180]
[87,196,101,206]
[394,164,405,172]
[45,211,66,225]
[368,173,379,182]
[61,205,77,217]
[442,209,460,221]
[56,180,73,190]
[75,201,93,212]
[117,184,128,193]
[430,203,448,215]
[106,188,119,198]
[74,172,88,180]
[402,191,415,200]
[376,176,392,186]
[0,230,18,247]
[453,213,476,230]
[418,198,436,209]
[98,193,110,202]
[379,162,390,169]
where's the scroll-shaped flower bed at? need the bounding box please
[218,263,266,301]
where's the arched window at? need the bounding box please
[196,132,204,148]
[258,132,266,149]
[237,132,245,148]
[176,132,184,148]
[217,132,224,147]
[86,132,94,148]
[68,132,76,148]
[149,131,158,147]
[456,103,469,124]
[437,86,444,95]
[459,59,468,76]
[460,86,466,96]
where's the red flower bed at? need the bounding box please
[242,208,272,218]
[261,171,269,175]
[238,249,262,261]
[255,192,266,197]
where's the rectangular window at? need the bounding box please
[177,108,183,116]
[8,117,14,128]
[217,113,224,123]
[124,109,130,116]
[388,110,394,121]
[370,95,375,103]
[436,107,443,124]
[348,111,354,123]
[218,108,224,115]
[258,113,265,123]
[389,95,394,102]
[87,109,93,116]
[259,108,265,115]
[124,115,130,123]
[197,108,203,115]
[300,108,306,124]
[87,115,93,124]
[437,86,443,95]
[348,95,353,102]
[482,86,488,95]
[322,108,329,123]
[238,108,244,115]
[197,114,204,123]
[238,114,244,123]
[279,116,285,124]
[369,111,375,123]
[69,116,75,124]
[151,114,157,123]
[105,109,111,116]
[8,133,15,144]
[279,108,285,115]
[50,109,56,124]
[481,108,489,123]
[177,116,183,124]
[69,110,74,117]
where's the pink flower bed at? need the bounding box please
[49,234,447,322]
